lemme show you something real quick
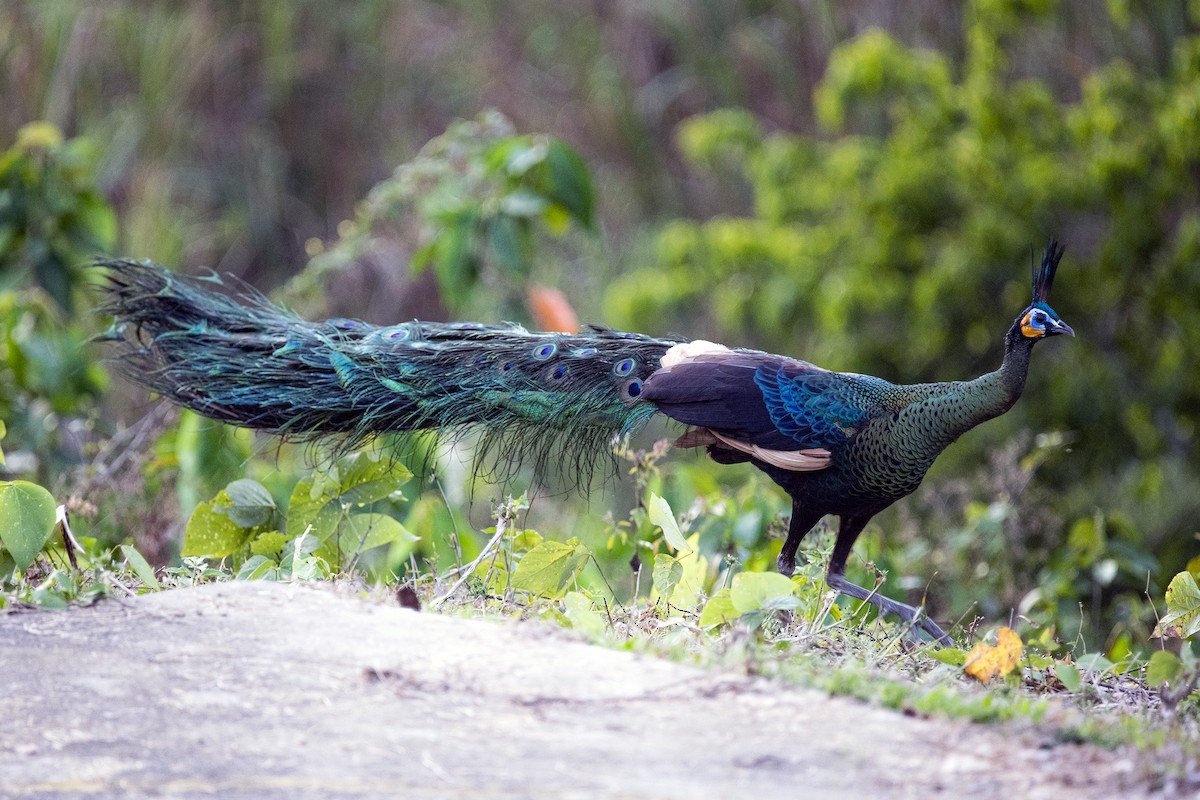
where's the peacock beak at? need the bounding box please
[1050,319,1075,337]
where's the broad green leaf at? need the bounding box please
[120,544,161,590]
[250,531,289,556]
[1024,653,1056,669]
[928,647,968,667]
[0,480,57,572]
[182,490,253,558]
[1145,650,1183,686]
[501,139,546,176]
[1054,662,1083,693]
[511,538,590,599]
[512,529,544,552]
[1075,652,1115,674]
[698,589,740,628]
[487,214,529,277]
[563,591,607,637]
[337,450,412,505]
[668,533,708,610]
[236,555,277,581]
[433,212,478,306]
[652,553,683,600]
[286,476,341,540]
[648,493,691,554]
[281,534,329,580]
[341,513,418,552]
[545,139,595,229]
[1186,554,1200,579]
[214,478,276,528]
[729,571,799,614]
[1154,571,1200,639]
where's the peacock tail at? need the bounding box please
[97,258,684,481]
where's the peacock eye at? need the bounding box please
[1033,312,1047,325]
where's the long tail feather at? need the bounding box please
[97,259,680,481]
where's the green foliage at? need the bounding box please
[510,538,590,599]
[180,449,418,577]
[0,122,115,310]
[1155,571,1200,640]
[287,110,596,314]
[0,124,113,483]
[0,479,57,573]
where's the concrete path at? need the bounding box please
[0,582,1146,798]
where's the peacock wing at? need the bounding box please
[642,351,880,471]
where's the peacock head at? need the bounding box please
[1018,239,1074,341]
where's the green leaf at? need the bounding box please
[249,531,289,556]
[928,647,968,667]
[1154,571,1200,639]
[433,211,478,307]
[487,214,529,277]
[652,553,684,600]
[341,513,418,552]
[1075,653,1115,674]
[563,591,607,636]
[337,450,411,503]
[698,589,740,628]
[511,538,590,599]
[286,476,341,540]
[280,534,329,581]
[1054,662,1083,693]
[729,571,799,614]
[544,139,595,230]
[512,529,544,552]
[501,139,546,176]
[214,478,276,528]
[648,492,691,554]
[120,544,162,591]
[0,480,57,572]
[288,453,413,547]
[182,490,254,558]
[236,554,278,581]
[668,535,708,611]
[1146,650,1184,687]
[0,418,6,465]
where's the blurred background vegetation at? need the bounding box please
[0,0,1198,653]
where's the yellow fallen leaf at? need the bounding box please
[963,626,1023,683]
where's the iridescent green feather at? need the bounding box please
[97,259,679,482]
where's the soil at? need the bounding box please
[0,581,1158,799]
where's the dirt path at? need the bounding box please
[0,582,1150,799]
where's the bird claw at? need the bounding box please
[825,572,952,647]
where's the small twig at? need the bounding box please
[56,505,80,571]
[433,499,516,608]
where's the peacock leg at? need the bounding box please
[825,515,952,646]
[776,501,825,576]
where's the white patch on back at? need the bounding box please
[660,340,730,368]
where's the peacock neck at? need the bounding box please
[954,319,1035,429]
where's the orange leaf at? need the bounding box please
[526,285,579,334]
[963,627,1023,683]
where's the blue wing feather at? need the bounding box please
[642,353,885,453]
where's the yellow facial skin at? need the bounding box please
[1020,310,1043,339]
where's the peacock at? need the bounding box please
[97,241,1072,644]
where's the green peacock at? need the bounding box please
[97,241,1073,643]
